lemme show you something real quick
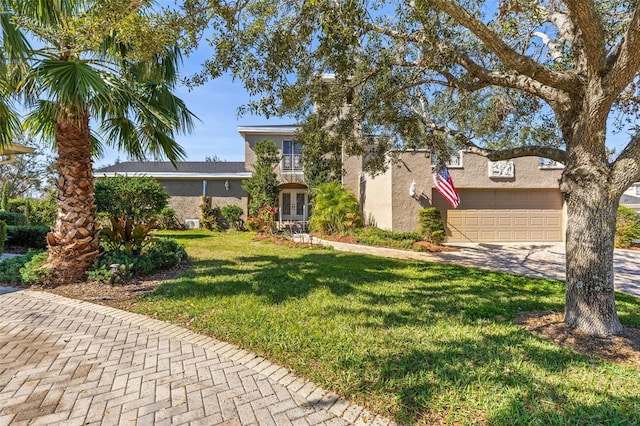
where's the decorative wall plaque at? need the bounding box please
[488,160,515,178]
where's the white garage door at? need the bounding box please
[438,189,564,243]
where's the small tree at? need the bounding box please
[95,176,169,222]
[0,182,8,212]
[418,207,446,245]
[242,140,280,215]
[309,181,362,235]
[222,205,244,230]
[615,206,640,249]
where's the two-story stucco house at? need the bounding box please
[96,123,572,243]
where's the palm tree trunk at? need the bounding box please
[45,109,100,284]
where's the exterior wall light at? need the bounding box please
[409,180,416,197]
[224,180,230,191]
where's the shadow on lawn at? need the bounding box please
[362,336,640,425]
[149,246,639,425]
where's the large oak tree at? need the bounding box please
[181,0,640,336]
[0,0,195,283]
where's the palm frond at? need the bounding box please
[32,59,107,110]
[22,99,57,147]
[0,10,31,61]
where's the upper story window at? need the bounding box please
[282,141,303,172]
[431,151,463,168]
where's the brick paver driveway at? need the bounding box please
[0,288,393,426]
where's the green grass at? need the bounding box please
[136,230,640,425]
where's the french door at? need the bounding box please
[280,191,307,221]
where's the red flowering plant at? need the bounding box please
[246,205,278,234]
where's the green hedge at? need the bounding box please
[0,220,6,255]
[354,226,423,250]
[6,226,49,249]
[0,211,27,226]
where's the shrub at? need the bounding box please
[88,238,186,284]
[309,181,362,234]
[0,211,27,226]
[0,250,45,283]
[8,194,56,227]
[6,226,49,249]
[615,206,640,248]
[95,175,169,221]
[418,207,446,244]
[200,197,224,231]
[19,251,49,284]
[246,205,277,233]
[0,220,6,254]
[355,226,422,250]
[222,205,244,230]
[156,207,182,230]
[242,139,280,215]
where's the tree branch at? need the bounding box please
[611,132,640,196]
[604,6,640,96]
[564,0,606,78]
[428,0,579,94]
[420,121,567,164]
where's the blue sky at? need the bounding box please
[95,48,293,168]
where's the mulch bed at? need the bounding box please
[514,311,640,370]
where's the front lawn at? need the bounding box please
[134,230,640,425]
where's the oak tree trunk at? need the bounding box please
[562,171,623,336]
[44,110,100,284]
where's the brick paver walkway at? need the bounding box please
[0,287,396,426]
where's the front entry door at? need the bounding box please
[280,191,307,221]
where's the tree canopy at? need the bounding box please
[179,0,640,336]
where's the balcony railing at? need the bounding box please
[282,154,303,172]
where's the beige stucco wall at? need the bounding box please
[449,152,563,188]
[357,150,566,235]
[362,168,393,230]
[159,178,247,223]
[389,152,434,233]
[342,154,364,198]
[244,134,305,185]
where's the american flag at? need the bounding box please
[433,167,460,208]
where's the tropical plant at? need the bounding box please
[242,139,280,215]
[87,237,186,284]
[95,175,170,222]
[100,216,157,255]
[309,181,362,235]
[200,196,223,231]
[0,0,195,284]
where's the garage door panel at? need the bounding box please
[445,189,563,242]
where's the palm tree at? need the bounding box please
[0,0,195,283]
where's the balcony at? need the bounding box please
[282,154,303,172]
